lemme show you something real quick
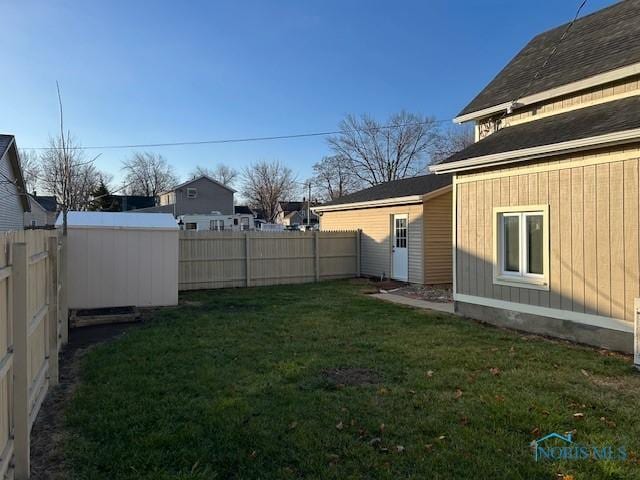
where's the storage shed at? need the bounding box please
[58,212,179,309]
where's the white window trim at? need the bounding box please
[186,187,197,199]
[493,205,549,291]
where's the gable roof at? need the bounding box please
[433,95,640,173]
[1,135,30,212]
[160,175,236,195]
[458,0,640,119]
[31,195,57,212]
[315,173,452,211]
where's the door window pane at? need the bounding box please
[503,216,519,272]
[395,218,407,248]
[526,214,543,274]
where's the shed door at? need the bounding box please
[392,214,409,282]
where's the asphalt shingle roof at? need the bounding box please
[459,0,640,117]
[320,173,452,207]
[444,95,640,164]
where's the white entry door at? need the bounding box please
[392,214,409,281]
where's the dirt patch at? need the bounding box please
[323,368,381,386]
[390,284,453,303]
[30,322,141,480]
[590,374,640,394]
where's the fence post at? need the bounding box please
[356,229,361,277]
[47,237,59,387]
[12,243,29,480]
[59,236,68,345]
[245,232,251,287]
[314,231,320,282]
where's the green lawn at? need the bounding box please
[66,280,640,479]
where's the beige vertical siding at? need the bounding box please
[477,74,640,139]
[455,144,640,323]
[320,203,424,283]
[423,191,453,284]
[67,227,179,309]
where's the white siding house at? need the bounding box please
[0,135,30,231]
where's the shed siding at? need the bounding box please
[0,151,25,231]
[423,191,453,284]
[320,203,424,283]
[455,144,640,324]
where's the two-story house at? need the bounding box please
[0,135,30,231]
[137,175,235,216]
[431,0,640,353]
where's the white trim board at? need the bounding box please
[454,62,640,123]
[454,293,633,334]
[429,127,640,174]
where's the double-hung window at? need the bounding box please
[494,205,549,290]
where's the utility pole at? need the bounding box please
[307,181,311,227]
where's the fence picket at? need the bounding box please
[178,230,359,290]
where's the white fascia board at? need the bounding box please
[454,62,640,124]
[312,195,423,213]
[429,127,640,174]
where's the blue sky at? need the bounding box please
[0,0,615,185]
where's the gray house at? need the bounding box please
[137,175,235,216]
[0,135,30,231]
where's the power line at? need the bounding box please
[510,0,588,108]
[23,118,455,151]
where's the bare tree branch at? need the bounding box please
[240,160,295,222]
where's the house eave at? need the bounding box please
[312,185,452,213]
[454,61,640,124]
[429,127,640,174]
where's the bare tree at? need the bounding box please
[327,111,440,187]
[121,152,179,196]
[190,164,239,186]
[240,160,295,222]
[39,135,103,214]
[17,149,41,193]
[312,155,361,201]
[431,125,475,164]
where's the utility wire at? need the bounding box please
[510,0,588,108]
[24,118,455,151]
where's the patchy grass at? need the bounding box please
[65,280,640,479]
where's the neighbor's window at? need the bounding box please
[185,222,197,230]
[210,219,224,231]
[493,206,548,290]
[186,188,197,199]
[240,217,250,231]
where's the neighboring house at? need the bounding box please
[275,201,319,226]
[99,195,155,211]
[178,212,255,231]
[430,0,640,352]
[24,194,57,227]
[313,173,452,284]
[0,135,30,231]
[137,175,235,216]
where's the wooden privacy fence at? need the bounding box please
[0,230,67,480]
[179,230,360,290]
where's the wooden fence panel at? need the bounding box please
[179,230,360,291]
[0,229,64,479]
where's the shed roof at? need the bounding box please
[56,211,178,230]
[458,0,640,118]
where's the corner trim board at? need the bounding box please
[454,293,633,333]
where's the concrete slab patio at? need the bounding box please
[370,293,455,314]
